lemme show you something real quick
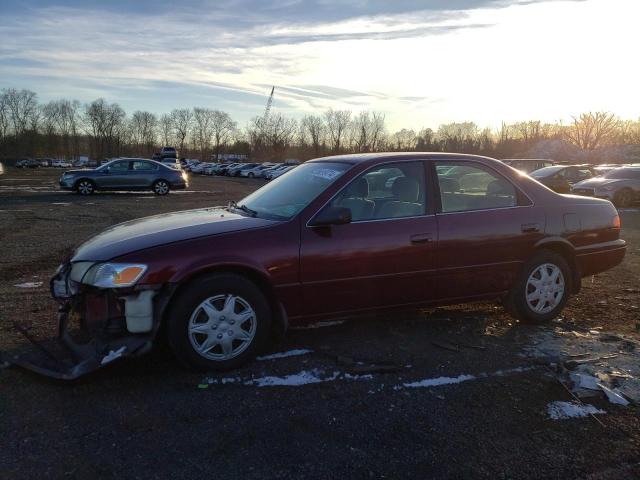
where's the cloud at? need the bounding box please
[0,0,635,129]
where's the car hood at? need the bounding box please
[572,177,623,188]
[72,208,279,262]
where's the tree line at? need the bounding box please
[1,87,639,163]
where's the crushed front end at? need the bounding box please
[2,262,172,380]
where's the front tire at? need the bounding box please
[76,179,95,195]
[505,250,572,323]
[167,273,272,371]
[153,179,170,195]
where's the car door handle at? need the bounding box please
[410,233,433,244]
[521,223,540,233]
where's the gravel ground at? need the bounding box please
[0,167,639,479]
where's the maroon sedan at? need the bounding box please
[8,153,626,378]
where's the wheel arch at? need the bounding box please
[73,177,96,189]
[532,237,580,294]
[162,264,288,345]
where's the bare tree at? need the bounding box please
[130,111,157,156]
[170,108,193,154]
[210,110,236,160]
[0,92,8,140]
[565,112,621,151]
[41,101,60,155]
[158,113,174,147]
[416,128,436,151]
[83,99,126,160]
[2,88,38,137]
[301,114,325,156]
[56,100,81,159]
[193,107,215,160]
[350,111,387,152]
[437,122,480,152]
[391,128,417,150]
[324,109,351,153]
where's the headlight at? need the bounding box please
[83,263,147,288]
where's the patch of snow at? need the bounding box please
[51,202,71,206]
[204,376,242,385]
[256,349,313,361]
[14,281,43,289]
[547,401,605,420]
[404,374,476,388]
[292,320,346,330]
[247,369,340,387]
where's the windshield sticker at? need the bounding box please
[312,168,342,181]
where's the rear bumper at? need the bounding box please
[576,239,626,277]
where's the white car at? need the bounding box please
[52,159,72,168]
[267,165,296,180]
[190,162,210,174]
[240,164,276,178]
[261,164,287,178]
[161,158,181,169]
[204,164,223,175]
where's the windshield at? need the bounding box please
[238,162,351,220]
[530,166,564,178]
[604,168,640,179]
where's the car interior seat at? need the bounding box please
[377,177,423,218]
[339,177,375,221]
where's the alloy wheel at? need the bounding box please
[188,294,257,361]
[77,181,94,195]
[154,181,169,195]
[525,263,565,314]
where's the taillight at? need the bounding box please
[613,214,621,229]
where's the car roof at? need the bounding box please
[307,152,499,165]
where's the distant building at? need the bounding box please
[211,153,249,163]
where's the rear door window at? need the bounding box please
[436,162,517,213]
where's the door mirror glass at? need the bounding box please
[310,206,352,227]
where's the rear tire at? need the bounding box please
[153,179,170,195]
[76,179,95,195]
[505,250,572,324]
[166,273,272,371]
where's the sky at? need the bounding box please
[0,0,638,131]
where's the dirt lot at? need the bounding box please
[1,167,639,479]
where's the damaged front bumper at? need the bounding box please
[1,263,173,380]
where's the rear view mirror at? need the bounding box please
[310,206,352,227]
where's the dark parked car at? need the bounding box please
[8,153,625,378]
[58,158,188,195]
[16,158,40,168]
[529,165,596,193]
[501,158,555,174]
[571,166,640,207]
[160,146,178,159]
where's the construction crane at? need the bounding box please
[262,86,275,126]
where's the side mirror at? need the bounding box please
[310,206,352,227]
